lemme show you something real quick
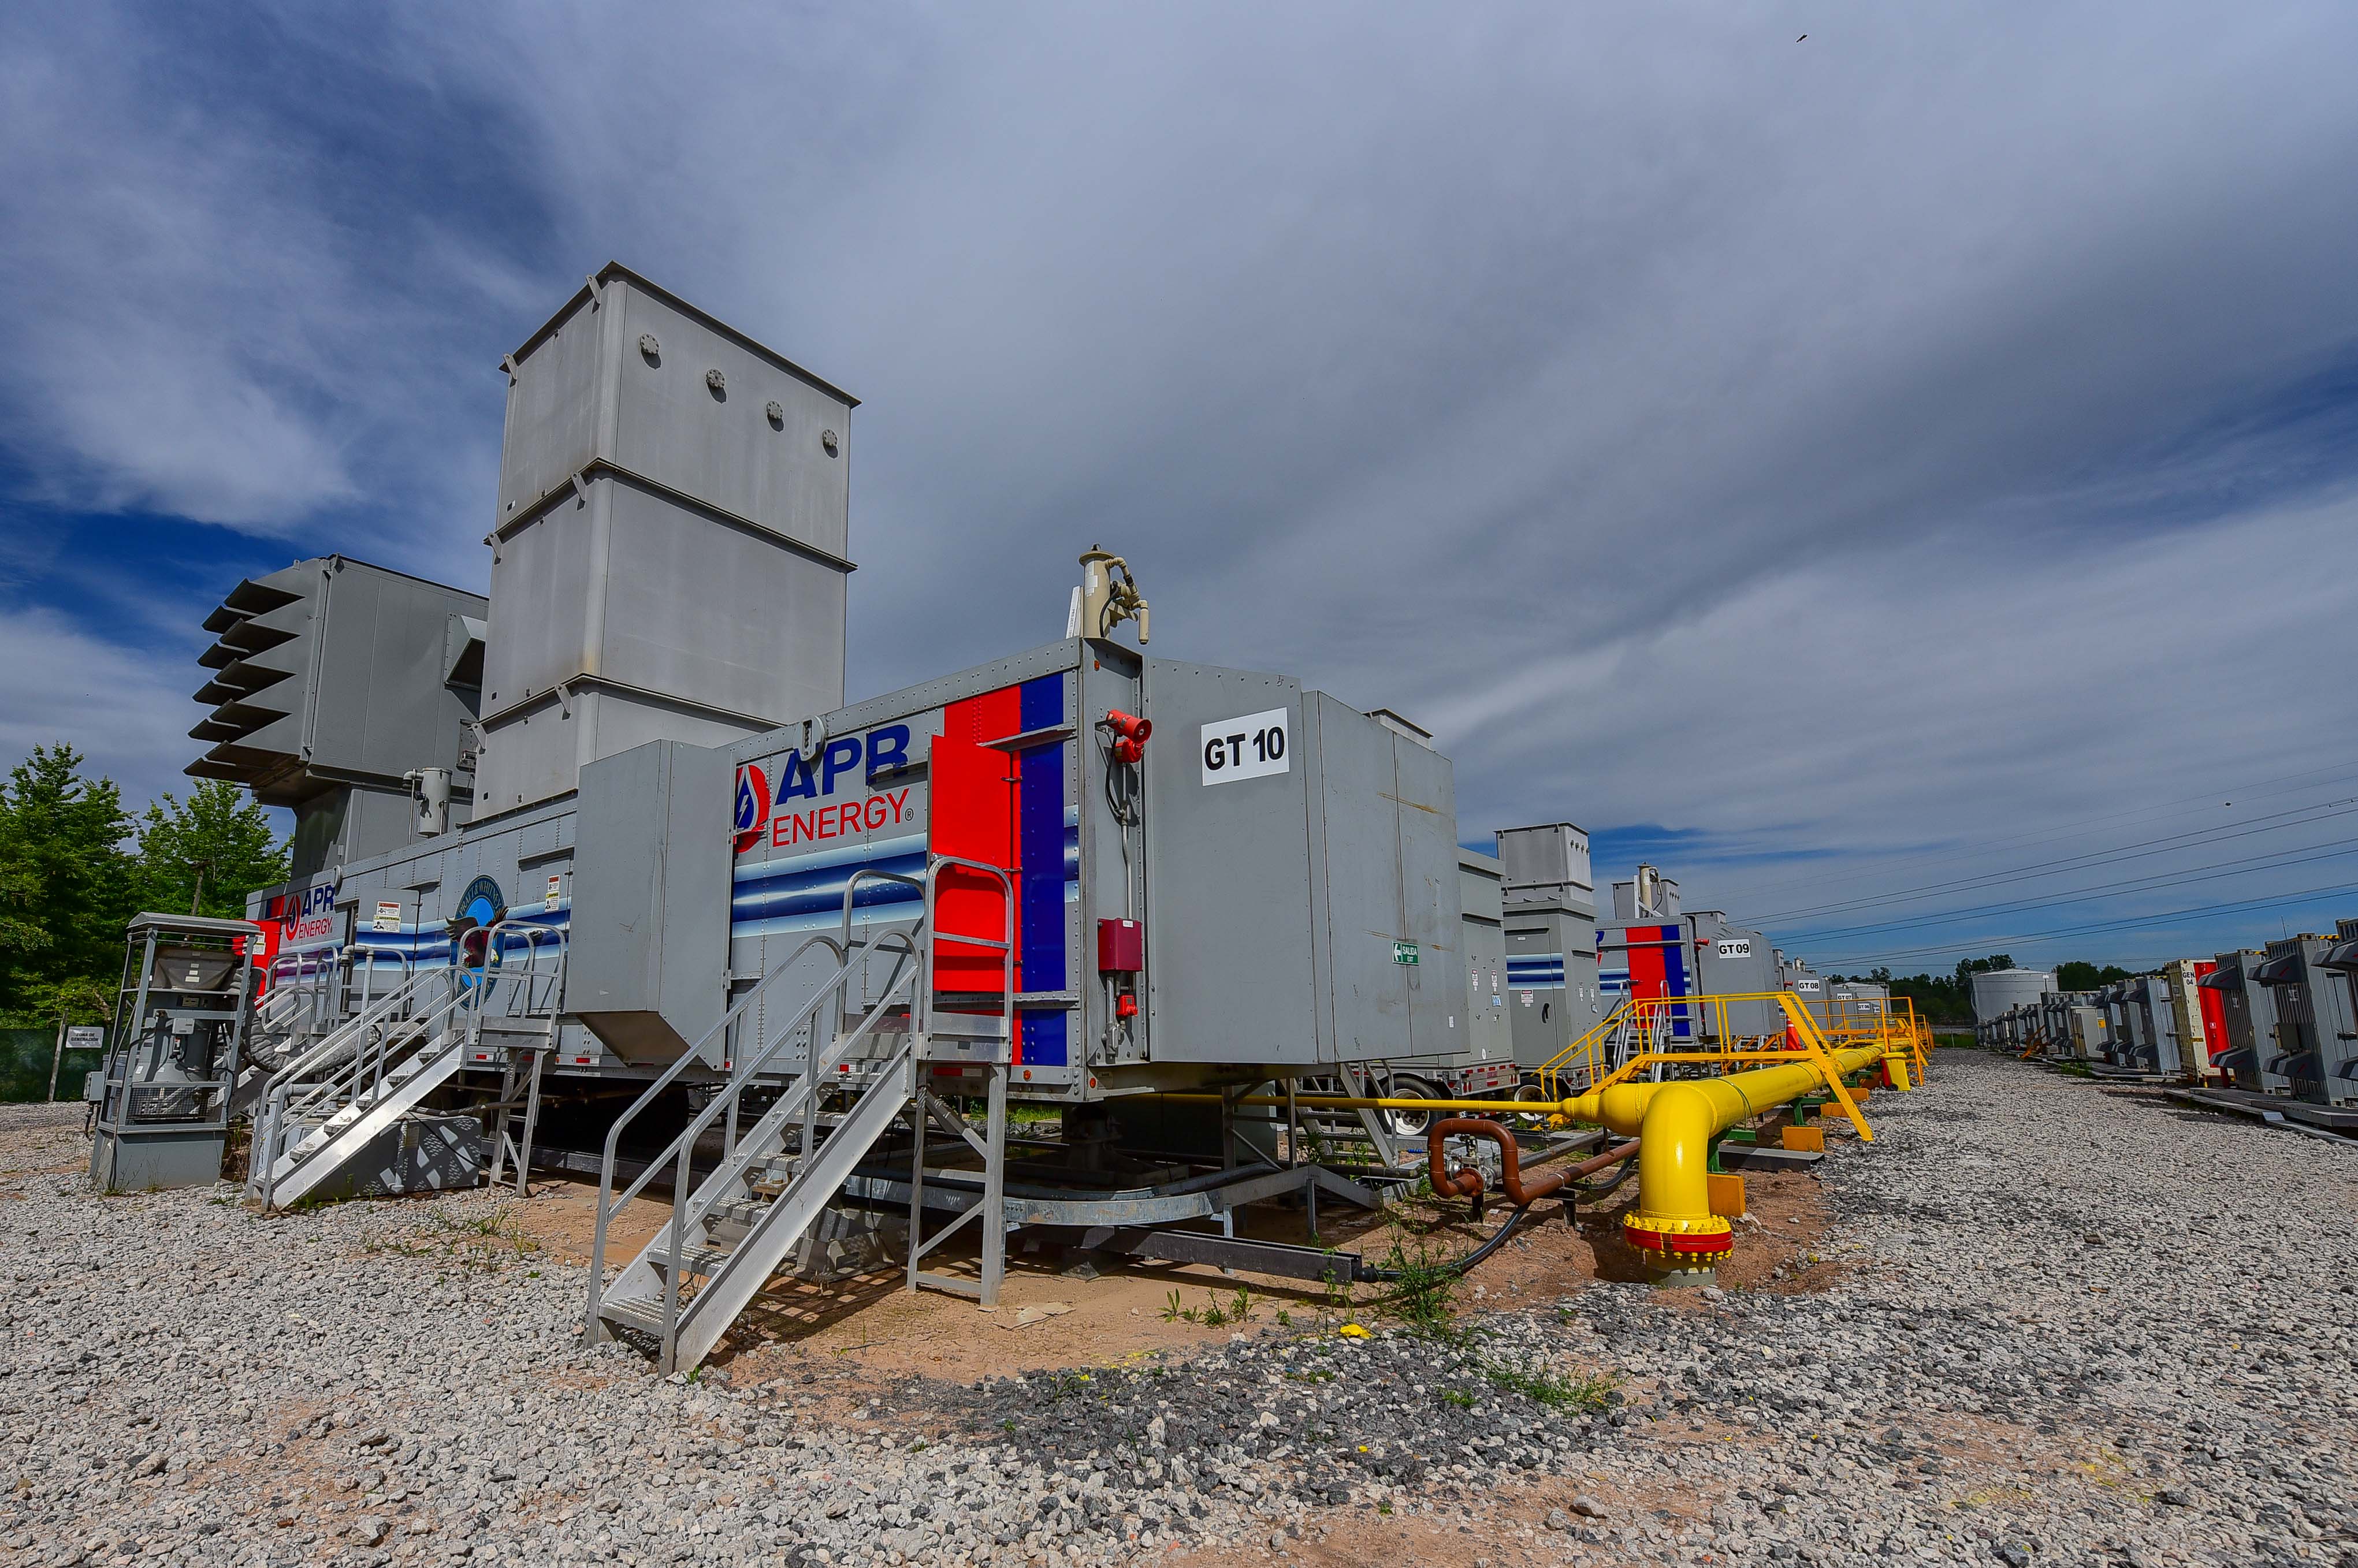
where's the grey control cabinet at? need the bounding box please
[2205,952,2279,1092]
[567,739,732,1063]
[1140,668,1463,1068]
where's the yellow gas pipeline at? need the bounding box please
[1552,1042,1883,1273]
[1148,1034,1887,1282]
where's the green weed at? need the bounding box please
[1372,1240,1459,1336]
[1472,1357,1615,1412]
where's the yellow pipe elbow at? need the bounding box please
[1613,1042,1883,1278]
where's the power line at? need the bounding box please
[1810,880,2358,969]
[1751,796,2358,923]
[1734,759,2358,902]
[1778,836,2358,945]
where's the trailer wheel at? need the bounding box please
[1508,1079,1553,1128]
[1380,1082,1436,1138]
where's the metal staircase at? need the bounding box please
[246,921,564,1210]
[586,856,1015,1374]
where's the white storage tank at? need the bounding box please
[1968,967,2054,1023]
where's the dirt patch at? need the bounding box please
[498,1141,1849,1391]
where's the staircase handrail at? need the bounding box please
[585,930,850,1328]
[253,961,443,1117]
[649,951,925,1364]
[466,919,570,1044]
[251,966,493,1207]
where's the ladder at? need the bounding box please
[585,856,1016,1375]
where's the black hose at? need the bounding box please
[1568,1160,1638,1200]
[1362,1202,1531,1281]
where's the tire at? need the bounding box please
[1381,1081,1436,1139]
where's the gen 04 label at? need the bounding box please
[1200,707,1289,785]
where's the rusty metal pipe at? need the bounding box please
[1429,1120,1638,1215]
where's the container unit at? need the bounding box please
[2123,973,2192,1077]
[2316,917,2358,1104]
[720,643,1468,1100]
[2067,1000,2111,1060]
[2096,980,2136,1066]
[2203,951,2281,1093]
[2160,958,2222,1085]
[1598,911,1782,1044]
[2251,935,2357,1106]
[1968,967,2055,1024]
[1777,954,1824,1011]
[1497,822,1604,1074]
[1820,979,1891,1040]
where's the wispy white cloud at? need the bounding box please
[0,605,197,810]
[3,2,2358,964]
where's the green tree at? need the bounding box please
[133,781,287,919]
[0,744,137,1019]
[2055,960,2132,991]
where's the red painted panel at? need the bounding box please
[943,687,1022,748]
[929,731,1018,994]
[2195,959,2227,1067]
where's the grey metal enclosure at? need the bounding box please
[473,263,857,817]
[2318,918,2358,1103]
[1497,822,1604,1071]
[2125,974,2189,1076]
[2203,952,2282,1093]
[189,557,487,877]
[2252,935,2357,1105]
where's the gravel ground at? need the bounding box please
[1,1053,2353,1568]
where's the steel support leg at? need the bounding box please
[980,1061,1007,1307]
[515,1048,545,1198]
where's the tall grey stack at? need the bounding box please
[1497,821,1604,1072]
[187,558,488,876]
[472,263,858,817]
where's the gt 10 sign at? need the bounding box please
[1201,708,1289,785]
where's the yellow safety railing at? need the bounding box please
[1533,989,1898,1138]
[1818,993,1932,1085]
[1532,995,1635,1099]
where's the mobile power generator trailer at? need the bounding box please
[199,265,1494,1370]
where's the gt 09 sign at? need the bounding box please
[1200,708,1289,786]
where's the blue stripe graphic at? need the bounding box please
[1016,673,1070,1064]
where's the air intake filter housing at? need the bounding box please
[471,263,858,817]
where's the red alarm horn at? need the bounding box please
[1104,710,1151,743]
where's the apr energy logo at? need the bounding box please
[734,763,771,854]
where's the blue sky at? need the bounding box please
[5,3,2358,977]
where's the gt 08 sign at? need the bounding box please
[1201,707,1289,786]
